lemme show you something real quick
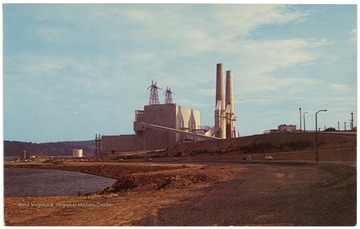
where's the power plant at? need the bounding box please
[101,63,239,155]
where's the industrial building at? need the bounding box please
[102,103,202,154]
[278,124,297,132]
[101,63,238,155]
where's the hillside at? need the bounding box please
[165,132,356,161]
[3,140,95,157]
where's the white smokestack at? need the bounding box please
[215,63,226,139]
[226,70,235,138]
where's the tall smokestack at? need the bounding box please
[225,70,235,138]
[215,63,226,139]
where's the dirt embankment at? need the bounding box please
[165,133,356,161]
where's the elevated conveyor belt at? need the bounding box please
[141,122,220,140]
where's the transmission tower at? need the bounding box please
[163,86,174,104]
[148,81,162,105]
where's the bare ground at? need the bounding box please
[135,162,356,226]
[4,159,356,226]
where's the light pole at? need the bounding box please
[303,112,308,132]
[315,109,327,162]
[299,108,302,131]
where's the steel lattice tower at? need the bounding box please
[164,86,174,104]
[148,81,161,105]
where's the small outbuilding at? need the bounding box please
[72,149,84,158]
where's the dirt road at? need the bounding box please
[134,162,356,226]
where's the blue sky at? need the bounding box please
[3,4,357,143]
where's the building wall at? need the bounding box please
[143,104,177,150]
[102,135,143,154]
[176,105,200,142]
[102,104,201,153]
[142,104,201,149]
[278,124,296,132]
[176,105,200,130]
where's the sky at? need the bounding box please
[2,3,357,143]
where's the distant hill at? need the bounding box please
[3,140,95,157]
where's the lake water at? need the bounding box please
[4,168,117,197]
[4,156,19,161]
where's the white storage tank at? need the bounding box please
[72,149,84,158]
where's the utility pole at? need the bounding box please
[303,112,308,132]
[350,113,354,130]
[315,109,327,162]
[299,108,302,131]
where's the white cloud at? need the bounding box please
[37,26,73,44]
[95,4,309,58]
[222,37,330,97]
[4,54,68,77]
[236,38,328,68]
[329,83,352,93]
[29,5,313,68]
[350,27,357,43]
[170,27,215,53]
[213,5,306,36]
